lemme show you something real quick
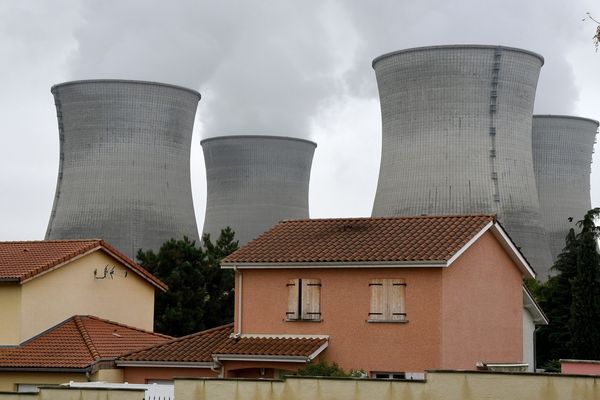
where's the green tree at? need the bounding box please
[533,208,600,368]
[136,228,238,337]
[533,229,578,366]
[569,209,600,358]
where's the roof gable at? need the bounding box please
[0,316,171,370]
[0,239,167,291]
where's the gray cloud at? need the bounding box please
[0,0,598,240]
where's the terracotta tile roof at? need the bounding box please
[119,324,328,363]
[222,214,496,264]
[0,316,171,370]
[120,324,233,363]
[0,239,167,291]
[213,335,328,359]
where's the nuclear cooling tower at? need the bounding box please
[532,115,599,261]
[46,79,201,258]
[201,135,316,245]
[371,45,554,278]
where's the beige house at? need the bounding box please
[0,239,167,346]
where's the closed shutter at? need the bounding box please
[301,279,321,320]
[286,279,299,320]
[369,279,384,321]
[389,279,406,321]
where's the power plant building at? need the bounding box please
[370,45,554,278]
[532,115,599,261]
[46,80,201,258]
[201,135,316,245]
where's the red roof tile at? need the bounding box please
[222,215,496,264]
[0,316,171,370]
[213,336,328,359]
[120,324,233,363]
[119,324,328,363]
[0,239,167,291]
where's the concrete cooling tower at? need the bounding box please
[371,45,554,278]
[532,115,599,261]
[46,80,201,258]
[201,135,316,245]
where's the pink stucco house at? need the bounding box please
[217,214,537,378]
[116,214,542,380]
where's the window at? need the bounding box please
[369,278,406,322]
[286,278,321,321]
[373,372,406,380]
[16,384,42,393]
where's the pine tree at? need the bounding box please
[534,229,577,366]
[136,228,238,337]
[533,208,600,367]
[569,208,600,359]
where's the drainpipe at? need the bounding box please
[533,326,541,372]
[211,356,224,378]
[233,265,242,338]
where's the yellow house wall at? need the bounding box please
[91,369,124,383]
[0,393,35,400]
[0,285,21,345]
[0,372,86,392]
[20,250,155,342]
[175,371,600,400]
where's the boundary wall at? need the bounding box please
[174,371,600,400]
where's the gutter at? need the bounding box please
[0,367,89,373]
[222,261,447,269]
[213,354,310,363]
[115,361,213,368]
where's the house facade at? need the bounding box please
[219,215,538,378]
[0,239,166,346]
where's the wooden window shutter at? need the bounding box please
[301,279,321,320]
[286,279,299,320]
[389,279,406,321]
[369,279,384,321]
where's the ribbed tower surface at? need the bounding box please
[532,115,599,261]
[371,45,553,278]
[201,135,316,245]
[46,80,201,258]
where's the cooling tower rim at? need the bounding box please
[533,114,599,126]
[201,135,317,148]
[372,45,544,69]
[51,79,201,99]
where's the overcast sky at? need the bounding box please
[1,0,599,240]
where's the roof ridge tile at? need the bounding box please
[74,316,101,361]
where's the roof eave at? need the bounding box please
[115,360,213,368]
[213,354,310,363]
[0,366,90,373]
[97,245,168,292]
[523,286,549,325]
[489,223,536,279]
[0,278,20,283]
[221,260,448,269]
